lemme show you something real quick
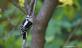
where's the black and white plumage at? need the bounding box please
[21,15,32,31]
[20,15,33,39]
[20,15,33,48]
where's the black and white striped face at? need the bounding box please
[26,15,33,22]
[20,15,33,32]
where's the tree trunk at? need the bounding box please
[31,0,58,48]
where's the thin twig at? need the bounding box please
[24,0,36,16]
[24,0,30,14]
[63,28,77,46]
[63,17,82,48]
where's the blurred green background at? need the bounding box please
[0,0,82,48]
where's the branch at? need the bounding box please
[24,0,35,16]
[31,0,58,48]
[24,0,30,14]
[30,0,35,16]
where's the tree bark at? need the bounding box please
[31,0,58,48]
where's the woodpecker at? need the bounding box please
[20,15,33,48]
[20,15,32,39]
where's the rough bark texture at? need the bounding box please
[31,0,58,48]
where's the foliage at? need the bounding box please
[0,0,82,48]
